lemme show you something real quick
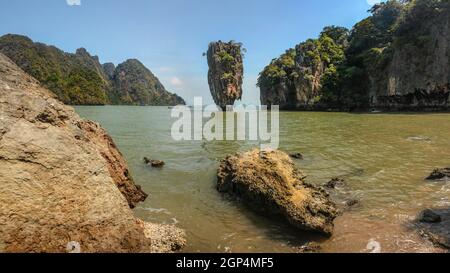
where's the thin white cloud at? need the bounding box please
[66,0,81,6]
[159,67,174,73]
[170,77,184,87]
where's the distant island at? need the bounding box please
[258,0,450,111]
[0,34,185,106]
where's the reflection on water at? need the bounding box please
[75,106,450,253]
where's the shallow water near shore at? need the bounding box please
[75,106,450,253]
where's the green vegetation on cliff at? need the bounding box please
[258,26,348,108]
[259,0,450,110]
[0,34,185,106]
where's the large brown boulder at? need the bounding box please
[0,53,185,253]
[217,149,338,236]
[207,41,244,110]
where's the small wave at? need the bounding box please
[141,207,171,215]
[394,213,415,222]
[216,244,232,252]
[223,233,237,240]
[406,136,432,142]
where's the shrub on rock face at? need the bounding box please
[217,149,338,236]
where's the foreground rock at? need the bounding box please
[207,41,244,110]
[426,168,450,181]
[144,157,165,168]
[0,34,185,106]
[217,150,338,236]
[416,208,450,250]
[0,53,185,253]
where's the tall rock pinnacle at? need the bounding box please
[207,41,244,110]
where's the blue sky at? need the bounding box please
[0,0,381,104]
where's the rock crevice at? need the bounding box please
[217,149,338,236]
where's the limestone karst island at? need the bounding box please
[0,0,449,262]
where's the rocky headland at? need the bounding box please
[0,34,185,106]
[217,149,338,236]
[0,53,185,253]
[258,0,450,111]
[207,41,244,110]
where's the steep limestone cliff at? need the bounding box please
[102,62,116,80]
[0,34,110,105]
[0,34,185,106]
[259,27,348,110]
[371,0,450,110]
[207,41,244,110]
[0,53,185,253]
[259,0,450,111]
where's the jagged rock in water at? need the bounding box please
[0,34,185,106]
[259,27,349,110]
[207,41,244,110]
[289,152,304,160]
[0,53,185,252]
[144,157,165,168]
[217,149,338,236]
[324,178,346,189]
[426,168,450,181]
[345,199,360,208]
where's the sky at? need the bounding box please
[0,0,383,105]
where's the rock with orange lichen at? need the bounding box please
[217,149,338,236]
